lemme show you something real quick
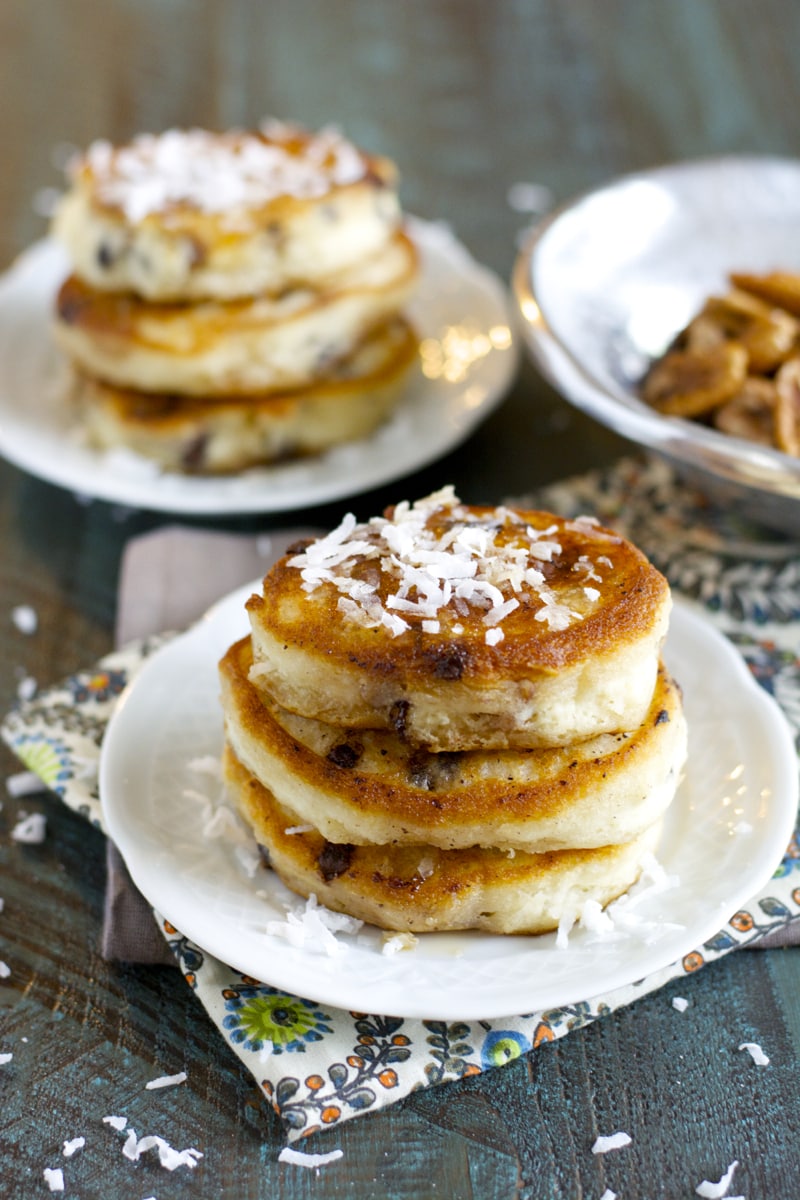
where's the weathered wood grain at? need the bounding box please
[0,2,799,1196]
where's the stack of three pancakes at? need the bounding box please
[50,121,419,473]
[219,487,688,936]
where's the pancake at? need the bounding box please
[53,231,418,397]
[220,635,687,852]
[222,743,664,935]
[51,121,402,302]
[72,317,418,473]
[246,489,672,751]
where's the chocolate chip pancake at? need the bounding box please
[72,317,417,473]
[53,231,418,397]
[246,489,672,752]
[52,121,402,302]
[222,743,664,935]
[220,635,687,853]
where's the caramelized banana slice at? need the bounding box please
[713,378,778,446]
[684,290,798,374]
[775,358,800,456]
[643,342,747,417]
[730,271,800,318]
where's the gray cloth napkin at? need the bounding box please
[102,525,318,965]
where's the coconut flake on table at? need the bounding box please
[591,1131,631,1154]
[11,812,47,843]
[62,1137,85,1158]
[672,996,690,1013]
[0,962,10,979]
[121,1128,202,1171]
[16,675,37,702]
[738,1041,769,1065]
[103,1115,128,1131]
[11,604,37,635]
[42,1167,65,1193]
[145,1071,188,1090]
[278,1146,344,1170]
[6,771,45,798]
[0,1052,13,1065]
[695,1160,740,1198]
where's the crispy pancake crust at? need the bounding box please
[73,317,418,473]
[53,232,418,396]
[52,124,401,301]
[220,636,687,851]
[222,744,664,934]
[246,492,672,750]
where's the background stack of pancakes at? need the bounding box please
[50,121,419,473]
[219,487,688,936]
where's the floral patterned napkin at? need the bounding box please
[2,456,799,1143]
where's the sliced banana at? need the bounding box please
[642,342,748,417]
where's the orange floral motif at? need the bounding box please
[321,1105,341,1123]
[305,1075,324,1091]
[378,1069,398,1089]
[683,951,704,972]
[533,1022,555,1047]
[730,910,754,932]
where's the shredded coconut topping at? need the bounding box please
[76,121,370,222]
[288,486,609,644]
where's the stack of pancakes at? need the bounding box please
[219,487,688,936]
[51,120,419,473]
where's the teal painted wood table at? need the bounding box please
[1,3,799,1196]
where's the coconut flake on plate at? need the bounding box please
[265,893,362,956]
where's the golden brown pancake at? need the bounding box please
[222,743,664,935]
[220,635,687,852]
[72,317,418,473]
[53,231,418,396]
[246,489,672,751]
[51,121,402,302]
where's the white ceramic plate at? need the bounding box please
[513,156,800,532]
[0,218,517,514]
[99,588,798,1020]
